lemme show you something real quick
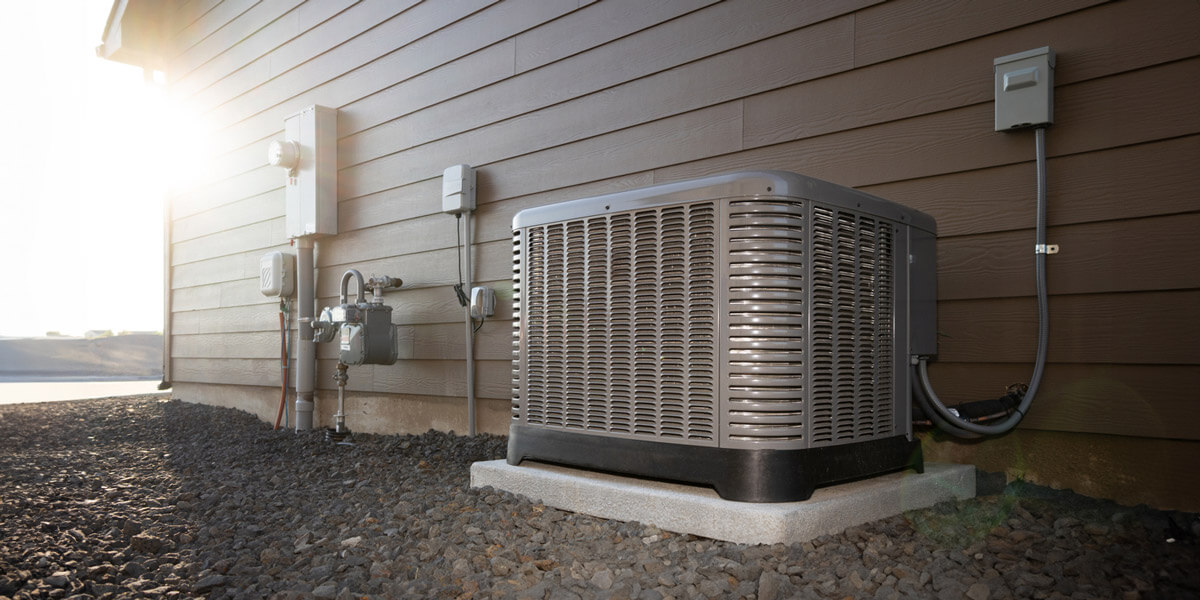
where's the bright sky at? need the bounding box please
[0,1,165,338]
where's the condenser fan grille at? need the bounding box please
[515,203,719,444]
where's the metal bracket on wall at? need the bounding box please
[1034,244,1059,255]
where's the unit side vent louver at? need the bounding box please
[514,203,718,444]
[809,207,895,445]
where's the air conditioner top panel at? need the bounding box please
[513,170,936,234]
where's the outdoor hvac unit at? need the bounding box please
[508,171,938,502]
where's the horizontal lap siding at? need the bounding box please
[166,0,1200,446]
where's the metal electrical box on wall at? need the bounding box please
[277,105,337,238]
[993,47,1055,131]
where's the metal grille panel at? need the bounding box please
[723,200,808,445]
[517,203,718,444]
[809,206,895,446]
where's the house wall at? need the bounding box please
[162,0,1200,509]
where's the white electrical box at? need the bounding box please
[994,47,1055,131]
[273,105,338,238]
[469,286,495,320]
[442,164,476,214]
[259,251,295,297]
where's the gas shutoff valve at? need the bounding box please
[312,269,402,366]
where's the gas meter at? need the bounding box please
[312,269,402,366]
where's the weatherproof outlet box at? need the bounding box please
[994,47,1055,131]
[469,285,495,319]
[283,105,338,238]
[259,251,295,297]
[442,164,476,214]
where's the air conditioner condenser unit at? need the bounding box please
[508,171,937,502]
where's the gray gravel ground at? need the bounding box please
[1,396,1197,600]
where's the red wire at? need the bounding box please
[274,309,287,429]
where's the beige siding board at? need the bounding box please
[316,214,452,266]
[186,0,424,113]
[336,39,516,137]
[860,135,1200,238]
[382,284,511,327]
[173,166,280,220]
[173,331,281,359]
[187,0,494,167]
[1051,58,1200,154]
[342,0,865,179]
[326,359,510,398]
[937,291,1200,365]
[311,240,511,298]
[480,100,741,201]
[171,304,283,335]
[202,0,503,126]
[169,286,509,334]
[853,0,1107,66]
[172,189,283,243]
[172,0,222,35]
[335,179,442,233]
[661,102,1021,190]
[174,357,502,394]
[172,219,286,266]
[172,0,359,101]
[171,279,279,311]
[192,131,281,197]
[938,213,1200,301]
[338,170,658,237]
[172,250,264,289]
[471,173,656,242]
[309,323,509,361]
[172,357,282,386]
[657,58,1200,188]
[345,100,743,202]
[189,0,578,192]
[171,286,222,313]
[169,0,262,78]
[513,0,724,72]
[339,16,853,172]
[744,0,1200,150]
[928,363,1200,440]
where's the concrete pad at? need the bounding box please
[471,460,975,545]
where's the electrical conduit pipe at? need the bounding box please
[295,238,316,430]
[463,209,476,436]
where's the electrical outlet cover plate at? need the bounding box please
[469,286,495,319]
[994,47,1055,131]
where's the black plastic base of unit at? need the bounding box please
[507,425,924,503]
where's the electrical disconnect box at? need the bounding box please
[259,251,295,297]
[442,164,476,214]
[268,105,338,238]
[994,47,1055,131]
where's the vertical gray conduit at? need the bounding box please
[295,238,316,430]
[463,210,477,436]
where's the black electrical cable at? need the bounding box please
[453,214,469,307]
[914,127,1050,437]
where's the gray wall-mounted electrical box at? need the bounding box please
[994,47,1055,131]
[275,105,338,238]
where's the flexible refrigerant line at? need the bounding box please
[914,127,1050,437]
